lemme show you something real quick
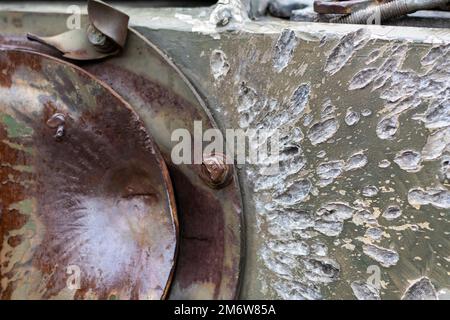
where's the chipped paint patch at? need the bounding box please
[325,29,368,75]
[408,188,450,209]
[363,244,399,268]
[0,113,33,138]
[210,49,230,81]
[273,29,297,73]
[402,277,437,300]
[351,281,380,300]
[307,117,339,145]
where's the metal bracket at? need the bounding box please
[27,0,129,60]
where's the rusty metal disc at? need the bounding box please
[0,49,178,300]
[82,30,244,300]
[0,10,244,300]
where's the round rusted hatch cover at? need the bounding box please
[0,49,178,300]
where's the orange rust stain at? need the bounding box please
[0,50,177,300]
[7,51,42,72]
[1,282,14,300]
[0,124,31,299]
[0,54,13,87]
[0,51,42,88]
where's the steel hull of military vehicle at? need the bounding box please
[0,0,449,301]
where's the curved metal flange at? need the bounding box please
[0,49,178,299]
[84,28,245,301]
[0,10,244,299]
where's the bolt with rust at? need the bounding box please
[87,24,117,53]
[46,113,66,141]
[200,153,233,189]
[216,7,233,26]
[211,0,235,27]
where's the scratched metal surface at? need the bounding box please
[1,3,450,300]
[0,49,178,299]
[135,11,450,300]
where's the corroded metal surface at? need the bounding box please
[135,11,450,299]
[81,30,244,300]
[2,3,450,300]
[199,153,234,189]
[0,49,178,299]
[0,11,244,300]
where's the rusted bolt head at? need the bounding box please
[200,153,233,189]
[216,7,232,26]
[87,24,107,45]
[87,24,117,53]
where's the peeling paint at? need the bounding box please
[210,49,230,80]
[273,29,297,73]
[363,244,399,268]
